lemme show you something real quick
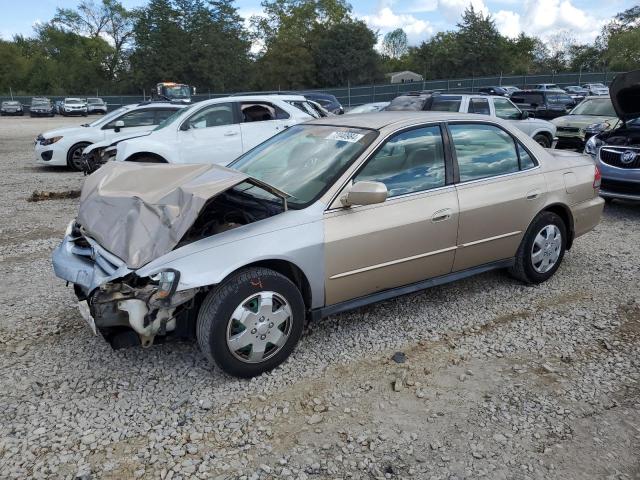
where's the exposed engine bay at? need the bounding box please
[598,123,640,146]
[178,181,285,247]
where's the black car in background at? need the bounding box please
[0,100,24,116]
[478,86,509,96]
[30,97,55,117]
[302,92,344,114]
[510,90,576,119]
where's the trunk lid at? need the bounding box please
[77,162,287,269]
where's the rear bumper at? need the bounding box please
[571,195,605,239]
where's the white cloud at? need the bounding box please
[437,0,488,22]
[519,0,605,44]
[360,6,434,45]
[494,10,521,38]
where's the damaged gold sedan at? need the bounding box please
[53,112,604,377]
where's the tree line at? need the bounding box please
[0,0,637,96]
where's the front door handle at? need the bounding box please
[526,189,542,200]
[224,131,238,137]
[431,208,453,223]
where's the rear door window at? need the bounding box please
[240,102,290,122]
[449,123,520,182]
[428,96,462,112]
[468,98,490,115]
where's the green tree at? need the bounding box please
[53,0,134,81]
[313,20,380,86]
[130,0,251,92]
[382,28,408,59]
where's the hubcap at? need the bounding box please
[226,291,292,364]
[531,224,562,273]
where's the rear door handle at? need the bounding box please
[431,208,453,223]
[224,131,238,136]
[526,189,542,200]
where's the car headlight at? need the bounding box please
[149,269,180,301]
[584,135,602,157]
[585,122,610,134]
[42,136,63,146]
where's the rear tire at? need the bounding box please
[197,267,305,378]
[509,211,566,284]
[533,134,551,148]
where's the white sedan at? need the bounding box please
[114,95,316,166]
[34,103,186,170]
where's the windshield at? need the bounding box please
[161,85,190,99]
[285,100,320,118]
[570,98,616,116]
[230,125,378,208]
[3,101,20,106]
[88,106,127,127]
[87,98,102,104]
[66,99,83,104]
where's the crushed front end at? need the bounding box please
[53,221,199,348]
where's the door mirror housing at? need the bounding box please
[341,181,387,207]
[114,120,125,132]
[520,110,529,120]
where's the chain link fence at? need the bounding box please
[0,71,619,112]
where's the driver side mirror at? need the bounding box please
[520,110,529,120]
[114,120,125,132]
[192,87,197,96]
[341,181,387,207]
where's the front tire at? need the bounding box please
[197,267,305,378]
[533,134,551,148]
[509,211,566,284]
[67,142,91,171]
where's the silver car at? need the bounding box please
[584,70,640,202]
[53,112,603,377]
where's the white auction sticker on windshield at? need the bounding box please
[325,131,364,143]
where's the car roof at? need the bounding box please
[131,102,186,109]
[304,111,500,130]
[211,94,307,103]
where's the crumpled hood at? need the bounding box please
[77,162,252,269]
[610,70,640,121]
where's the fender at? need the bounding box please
[116,138,177,164]
[135,203,327,309]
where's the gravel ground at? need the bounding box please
[0,116,639,480]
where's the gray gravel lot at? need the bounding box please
[0,116,639,480]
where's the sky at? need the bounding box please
[0,0,636,48]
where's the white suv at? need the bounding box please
[114,95,315,166]
[427,94,557,147]
[35,102,185,170]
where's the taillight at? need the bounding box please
[593,165,601,189]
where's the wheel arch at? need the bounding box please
[126,152,168,163]
[66,141,93,167]
[235,259,313,312]
[541,203,575,250]
[532,129,554,145]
